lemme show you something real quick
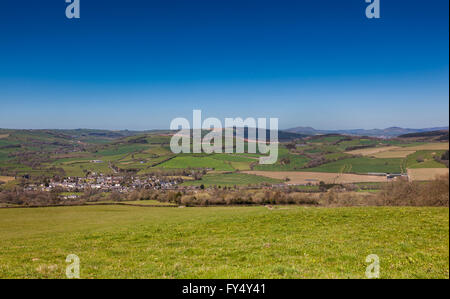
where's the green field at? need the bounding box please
[181,172,283,187]
[0,205,447,279]
[253,147,310,171]
[157,155,235,171]
[304,157,405,174]
[406,150,447,169]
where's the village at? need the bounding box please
[22,173,185,198]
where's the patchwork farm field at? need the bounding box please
[406,150,447,169]
[0,205,448,279]
[243,171,388,184]
[158,155,235,171]
[346,143,449,158]
[373,149,416,158]
[0,129,447,179]
[181,172,283,187]
[403,143,449,151]
[407,168,450,181]
[302,157,405,174]
[345,146,402,156]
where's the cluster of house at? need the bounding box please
[24,173,182,194]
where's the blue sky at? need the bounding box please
[0,0,448,130]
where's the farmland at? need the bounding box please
[345,146,402,156]
[403,143,450,151]
[372,149,416,158]
[0,129,448,280]
[243,171,388,185]
[158,155,235,171]
[406,150,447,169]
[301,157,405,174]
[346,143,449,158]
[408,168,450,181]
[0,176,15,183]
[0,129,448,187]
[0,205,448,279]
[181,172,283,187]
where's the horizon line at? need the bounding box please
[1,125,449,132]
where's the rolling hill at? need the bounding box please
[286,126,449,138]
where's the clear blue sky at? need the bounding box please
[0,0,448,130]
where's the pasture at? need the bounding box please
[181,172,283,187]
[0,205,447,278]
[157,155,235,171]
[304,157,404,174]
[252,147,310,171]
[406,150,447,169]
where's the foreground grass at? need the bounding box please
[0,206,448,278]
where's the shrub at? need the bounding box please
[376,175,449,207]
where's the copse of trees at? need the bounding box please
[433,150,449,168]
[0,187,84,206]
[442,150,449,161]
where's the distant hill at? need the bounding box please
[235,127,307,142]
[398,130,449,141]
[285,126,449,138]
[166,128,307,142]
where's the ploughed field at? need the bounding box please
[242,171,388,184]
[0,205,448,278]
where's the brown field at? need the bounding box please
[347,143,449,159]
[407,168,450,181]
[0,176,15,183]
[243,171,387,184]
[372,149,416,158]
[345,146,400,156]
[404,143,449,151]
[0,134,9,139]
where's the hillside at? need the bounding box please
[1,128,448,185]
[398,130,449,141]
[286,126,449,138]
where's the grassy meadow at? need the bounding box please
[181,172,283,187]
[0,205,448,279]
[304,157,405,174]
